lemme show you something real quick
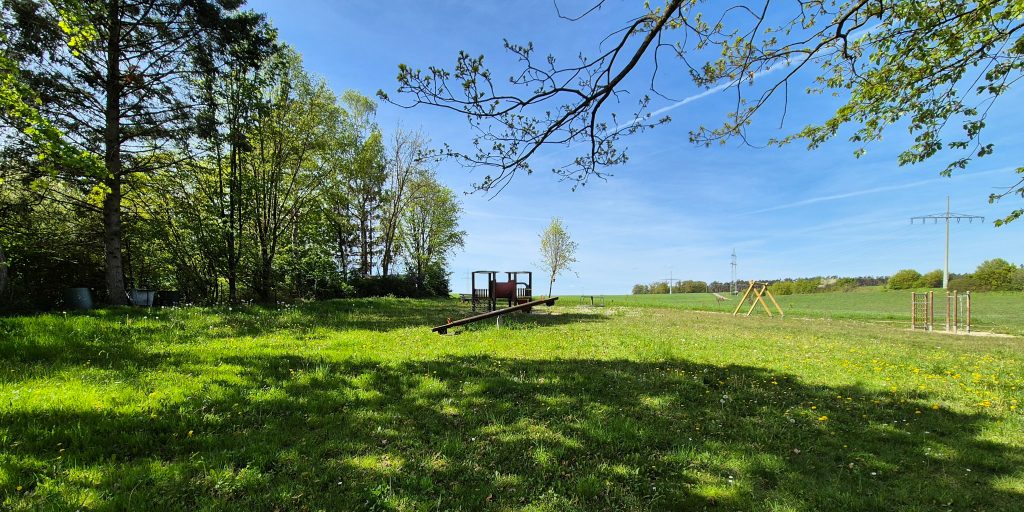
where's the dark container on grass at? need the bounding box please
[129,289,156,307]
[63,287,94,310]
[154,290,180,307]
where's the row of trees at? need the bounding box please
[0,1,464,309]
[888,259,1024,292]
[632,280,708,295]
[631,276,889,295]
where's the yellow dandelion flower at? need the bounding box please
[818,415,829,421]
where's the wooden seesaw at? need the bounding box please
[432,297,559,335]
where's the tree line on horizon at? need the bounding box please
[887,259,1024,292]
[632,276,888,296]
[632,258,1024,296]
[0,1,465,310]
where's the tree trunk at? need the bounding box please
[0,240,8,302]
[227,140,239,303]
[359,214,371,277]
[103,177,127,305]
[548,277,553,298]
[103,1,128,305]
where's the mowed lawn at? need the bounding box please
[1,298,1022,510]
[607,289,1024,336]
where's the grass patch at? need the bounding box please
[606,290,1024,336]
[1,298,1022,510]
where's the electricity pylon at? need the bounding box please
[911,196,984,289]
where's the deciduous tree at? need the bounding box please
[4,0,267,303]
[383,0,1024,222]
[400,171,465,295]
[539,217,578,297]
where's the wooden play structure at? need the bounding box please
[911,291,935,331]
[912,290,971,333]
[471,270,533,312]
[432,296,559,335]
[732,281,784,317]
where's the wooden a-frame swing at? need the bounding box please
[732,280,785,317]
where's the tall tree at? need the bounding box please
[4,0,266,303]
[399,172,465,295]
[244,48,341,301]
[191,14,275,302]
[539,217,577,297]
[382,0,1024,223]
[335,91,386,278]
[379,127,428,277]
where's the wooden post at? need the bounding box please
[928,291,934,331]
[746,284,772,317]
[733,281,754,316]
[945,291,951,332]
[946,290,954,333]
[913,294,921,329]
[764,288,784,317]
[965,291,971,333]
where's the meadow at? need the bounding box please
[1,295,1022,510]
[606,289,1024,336]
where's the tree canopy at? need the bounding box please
[381,0,1024,223]
[539,217,578,297]
[0,1,466,308]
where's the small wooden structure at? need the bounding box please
[911,291,935,331]
[471,270,533,312]
[910,290,971,333]
[946,290,971,333]
[433,297,558,334]
[579,295,605,307]
[732,281,784,317]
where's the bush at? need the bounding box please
[350,275,418,298]
[791,278,820,294]
[973,258,1017,291]
[649,282,670,294]
[887,269,922,290]
[769,281,794,296]
[631,284,650,295]
[916,269,943,289]
[1012,266,1024,291]
[947,276,980,292]
[832,277,859,292]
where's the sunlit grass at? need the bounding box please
[1,297,1022,510]
[606,290,1024,335]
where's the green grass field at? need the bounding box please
[1,295,1022,510]
[604,289,1024,336]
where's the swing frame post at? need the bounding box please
[733,281,784,317]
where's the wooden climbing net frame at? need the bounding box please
[911,291,935,331]
[911,290,971,334]
[732,281,784,317]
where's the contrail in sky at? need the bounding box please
[619,23,884,131]
[742,168,1009,216]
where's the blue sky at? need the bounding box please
[247,0,1023,294]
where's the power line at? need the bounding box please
[910,196,984,289]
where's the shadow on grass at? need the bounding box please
[0,299,607,382]
[2,355,1021,510]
